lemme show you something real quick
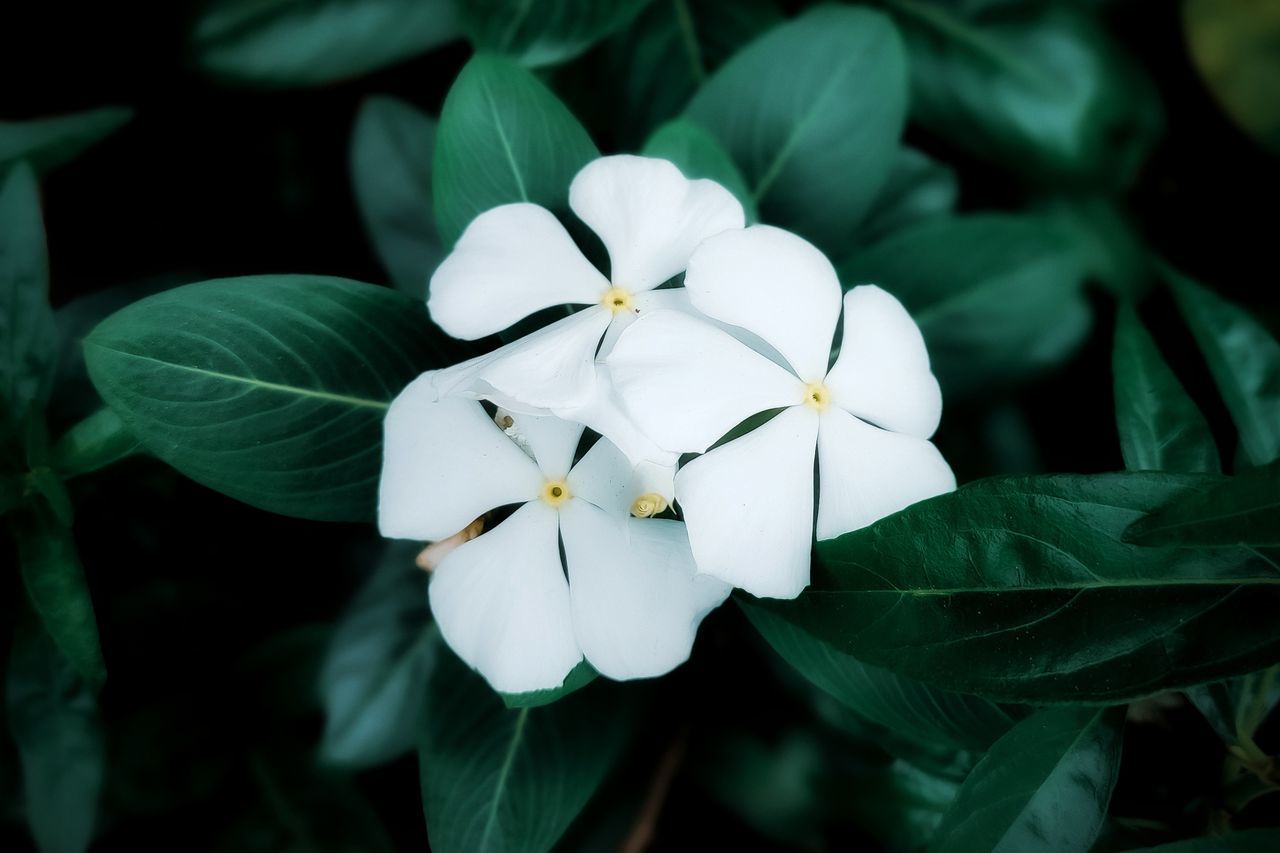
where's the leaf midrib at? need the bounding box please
[478,707,529,851]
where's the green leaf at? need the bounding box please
[419,650,635,853]
[350,96,443,298]
[932,706,1123,853]
[887,0,1162,186]
[433,54,599,248]
[0,107,132,174]
[460,0,654,67]
[0,163,57,441]
[50,407,141,479]
[1185,665,1280,748]
[190,0,459,88]
[82,276,459,522]
[501,660,598,709]
[1113,304,1220,474]
[840,214,1089,397]
[1116,829,1280,853]
[1035,195,1151,299]
[1125,459,1278,547]
[760,471,1280,703]
[641,117,756,221]
[742,601,1019,754]
[853,147,958,246]
[319,542,437,769]
[1166,265,1280,468]
[686,5,908,248]
[5,619,105,853]
[11,508,105,688]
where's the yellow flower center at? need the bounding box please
[630,492,668,518]
[541,479,571,507]
[802,381,831,411]
[601,286,634,315]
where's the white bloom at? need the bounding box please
[423,155,745,483]
[377,374,729,694]
[608,225,956,600]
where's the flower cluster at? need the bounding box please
[378,155,954,694]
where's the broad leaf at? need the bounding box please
[460,0,653,67]
[932,706,1123,853]
[686,5,908,248]
[642,117,755,220]
[888,0,1162,186]
[759,471,1280,703]
[1125,459,1278,547]
[83,276,458,522]
[434,54,599,247]
[743,602,1019,754]
[5,620,105,853]
[501,660,598,710]
[1119,830,1280,852]
[351,96,443,297]
[50,407,141,479]
[190,0,459,87]
[1167,266,1280,468]
[853,147,958,246]
[0,107,131,174]
[320,542,437,769]
[420,650,635,853]
[1113,304,1220,473]
[840,214,1089,397]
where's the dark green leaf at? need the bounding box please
[501,660,598,710]
[5,619,105,853]
[460,0,653,67]
[351,96,443,297]
[932,706,1123,853]
[190,0,459,88]
[1185,666,1280,747]
[853,147,958,246]
[641,117,755,220]
[82,276,459,522]
[1113,304,1220,474]
[433,54,599,247]
[887,0,1162,186]
[840,214,1090,397]
[11,509,104,688]
[50,408,141,479]
[742,600,1019,753]
[1035,196,1150,300]
[0,163,57,441]
[844,758,961,851]
[0,107,131,174]
[1167,265,1280,467]
[1125,460,1278,547]
[686,5,908,248]
[419,650,635,853]
[760,471,1280,703]
[1118,829,1280,852]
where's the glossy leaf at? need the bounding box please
[12,509,105,688]
[50,407,141,479]
[742,601,1019,753]
[641,117,755,220]
[1113,304,1220,474]
[686,5,908,248]
[0,107,131,174]
[190,0,459,87]
[887,0,1162,186]
[433,55,599,247]
[319,542,437,769]
[351,96,443,297]
[83,276,458,522]
[1125,460,1278,547]
[419,650,635,853]
[854,147,958,246]
[1167,266,1280,467]
[5,620,105,853]
[758,471,1280,703]
[932,706,1123,853]
[840,214,1089,397]
[460,0,653,67]
[501,660,598,710]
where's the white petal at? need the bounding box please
[558,366,678,474]
[684,225,842,381]
[378,378,542,541]
[676,406,819,599]
[824,286,942,440]
[429,502,582,694]
[431,308,612,412]
[608,309,803,454]
[566,436,677,515]
[569,155,744,293]
[504,412,584,480]
[428,203,609,339]
[815,407,956,541]
[561,500,730,680]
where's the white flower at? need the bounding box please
[422,155,745,483]
[377,374,729,694]
[608,225,956,600]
